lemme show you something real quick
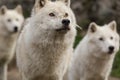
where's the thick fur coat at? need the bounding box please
[0,5,24,80]
[16,0,76,80]
[68,21,119,80]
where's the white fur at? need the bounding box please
[2,11,23,32]
[16,0,76,80]
[68,21,119,80]
[0,5,24,80]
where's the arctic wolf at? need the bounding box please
[68,21,119,80]
[16,0,76,80]
[0,5,24,80]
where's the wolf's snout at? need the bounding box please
[109,46,114,51]
[108,46,114,54]
[62,19,70,26]
[14,26,18,32]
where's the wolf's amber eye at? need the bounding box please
[99,37,104,41]
[64,13,68,17]
[7,19,11,22]
[110,37,113,40]
[49,13,55,17]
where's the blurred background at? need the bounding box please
[0,0,119,80]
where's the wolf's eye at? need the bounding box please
[49,13,55,17]
[7,19,11,22]
[99,37,104,41]
[64,13,68,17]
[110,37,113,40]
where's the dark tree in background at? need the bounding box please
[71,0,120,31]
[0,0,34,17]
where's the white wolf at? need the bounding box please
[16,0,76,80]
[68,21,119,80]
[0,5,24,80]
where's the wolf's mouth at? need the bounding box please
[56,26,70,31]
[108,51,114,54]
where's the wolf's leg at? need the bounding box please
[0,65,7,80]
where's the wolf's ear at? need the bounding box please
[60,0,71,7]
[0,6,7,15]
[15,5,23,14]
[39,0,48,7]
[89,22,97,33]
[32,0,48,15]
[108,21,117,32]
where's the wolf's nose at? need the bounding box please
[14,26,18,32]
[109,46,114,52]
[62,19,70,26]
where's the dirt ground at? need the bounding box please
[8,68,21,80]
[109,77,120,80]
[8,68,120,80]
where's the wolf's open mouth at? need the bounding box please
[56,26,70,31]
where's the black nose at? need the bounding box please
[62,19,70,26]
[14,26,18,32]
[109,46,114,52]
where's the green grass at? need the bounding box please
[111,51,120,78]
[74,34,120,78]
[74,34,83,48]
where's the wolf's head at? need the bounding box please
[87,21,119,57]
[0,5,24,33]
[31,0,76,34]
